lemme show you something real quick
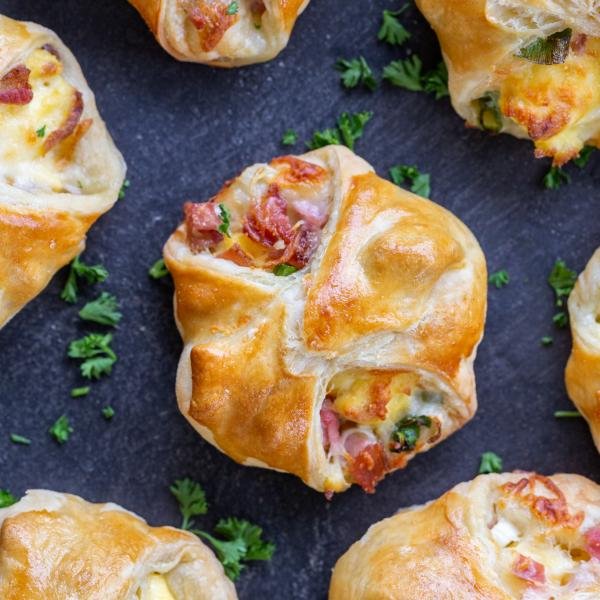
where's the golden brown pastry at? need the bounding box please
[566,247,600,450]
[0,15,126,329]
[163,145,487,495]
[416,0,600,165]
[0,489,237,599]
[128,0,310,66]
[330,472,600,600]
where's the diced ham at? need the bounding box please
[291,199,329,228]
[584,525,600,560]
[243,185,293,247]
[349,443,386,494]
[185,1,237,52]
[184,201,223,252]
[44,90,84,152]
[343,432,374,457]
[277,224,320,269]
[320,400,341,451]
[0,65,33,105]
[512,554,546,585]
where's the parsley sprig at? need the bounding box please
[384,57,448,99]
[378,6,410,46]
[281,129,298,146]
[479,451,503,474]
[489,270,509,289]
[149,258,169,279]
[218,204,231,237]
[307,111,373,151]
[79,292,122,327]
[68,333,117,379]
[171,478,208,531]
[389,164,431,198]
[548,259,577,328]
[0,489,17,508]
[61,255,108,304]
[336,57,377,91]
[49,415,73,444]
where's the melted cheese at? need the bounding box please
[0,48,84,193]
[142,574,176,600]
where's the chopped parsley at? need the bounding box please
[383,55,424,92]
[118,179,130,200]
[479,451,503,474]
[68,333,117,379]
[281,129,298,146]
[517,29,572,65]
[378,6,410,46]
[49,415,73,444]
[573,146,595,168]
[0,489,17,508]
[79,292,122,327]
[217,204,231,237]
[307,111,373,151]
[171,478,209,531]
[149,258,169,279]
[489,270,509,289]
[61,255,108,304]
[10,433,31,445]
[389,164,431,198]
[390,415,431,452]
[336,56,377,91]
[273,263,298,276]
[226,1,239,14]
[422,61,449,99]
[543,166,570,190]
[36,125,46,138]
[553,312,568,328]
[540,336,554,346]
[71,386,90,398]
[102,406,115,420]
[554,410,582,418]
[548,259,577,328]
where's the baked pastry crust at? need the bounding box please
[0,489,237,599]
[164,145,487,494]
[0,15,126,329]
[566,247,600,450]
[416,0,600,165]
[128,0,309,66]
[330,472,600,599]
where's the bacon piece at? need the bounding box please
[185,1,237,52]
[271,156,328,185]
[44,90,84,153]
[512,554,545,585]
[349,443,386,493]
[0,65,33,105]
[243,185,293,247]
[216,243,253,267]
[584,525,600,560]
[184,201,223,252]
[277,224,320,269]
[320,400,341,451]
[291,199,329,228]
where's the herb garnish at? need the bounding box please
[226,1,239,14]
[378,6,410,46]
[548,259,577,328]
[540,336,553,346]
[217,204,231,237]
[10,434,31,445]
[171,478,209,531]
[36,125,46,138]
[573,146,595,168]
[543,166,570,190]
[61,255,108,303]
[307,111,373,151]
[489,270,509,289]
[281,129,298,146]
[383,57,448,99]
[554,410,582,418]
[118,179,130,200]
[79,292,122,326]
[517,29,572,65]
[102,406,115,420]
[0,489,17,508]
[68,333,117,379]
[71,386,90,398]
[273,264,298,276]
[391,415,431,452]
[422,61,449,99]
[336,57,377,91]
[389,164,431,198]
[476,92,503,133]
[149,258,169,279]
[49,415,73,444]
[479,451,503,474]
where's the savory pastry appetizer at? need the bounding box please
[0,14,126,329]
[566,247,600,450]
[0,489,237,599]
[128,0,310,66]
[330,472,600,599]
[164,145,487,495]
[415,0,600,165]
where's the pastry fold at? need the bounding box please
[164,145,487,494]
[128,0,309,66]
[0,489,237,599]
[416,0,600,165]
[566,247,600,449]
[0,15,126,329]
[330,472,600,599]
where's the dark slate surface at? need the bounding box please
[1,1,599,598]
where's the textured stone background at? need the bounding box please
[1,1,599,598]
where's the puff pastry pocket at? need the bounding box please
[330,472,600,599]
[566,247,600,450]
[128,0,310,66]
[0,489,237,599]
[0,15,126,329]
[416,0,600,165]
[164,145,487,495]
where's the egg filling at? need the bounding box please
[0,46,91,193]
[137,574,176,600]
[320,370,445,493]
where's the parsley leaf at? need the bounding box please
[543,166,571,190]
[102,406,115,420]
[71,386,90,398]
[68,333,117,379]
[118,179,130,200]
[336,57,377,91]
[307,111,372,151]
[149,258,169,279]
[389,164,431,198]
[378,6,410,46]
[61,255,108,304]
[195,518,275,581]
[226,1,239,14]
[390,415,431,452]
[218,204,232,237]
[422,61,449,99]
[307,128,341,149]
[273,264,298,276]
[554,410,582,418]
[49,415,73,444]
[281,129,298,146]
[479,451,503,474]
[36,125,46,138]
[0,489,17,508]
[540,336,554,346]
[383,55,423,91]
[10,433,31,445]
[171,478,209,531]
[489,270,509,289]
[548,260,577,307]
[79,292,122,327]
[573,146,594,168]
